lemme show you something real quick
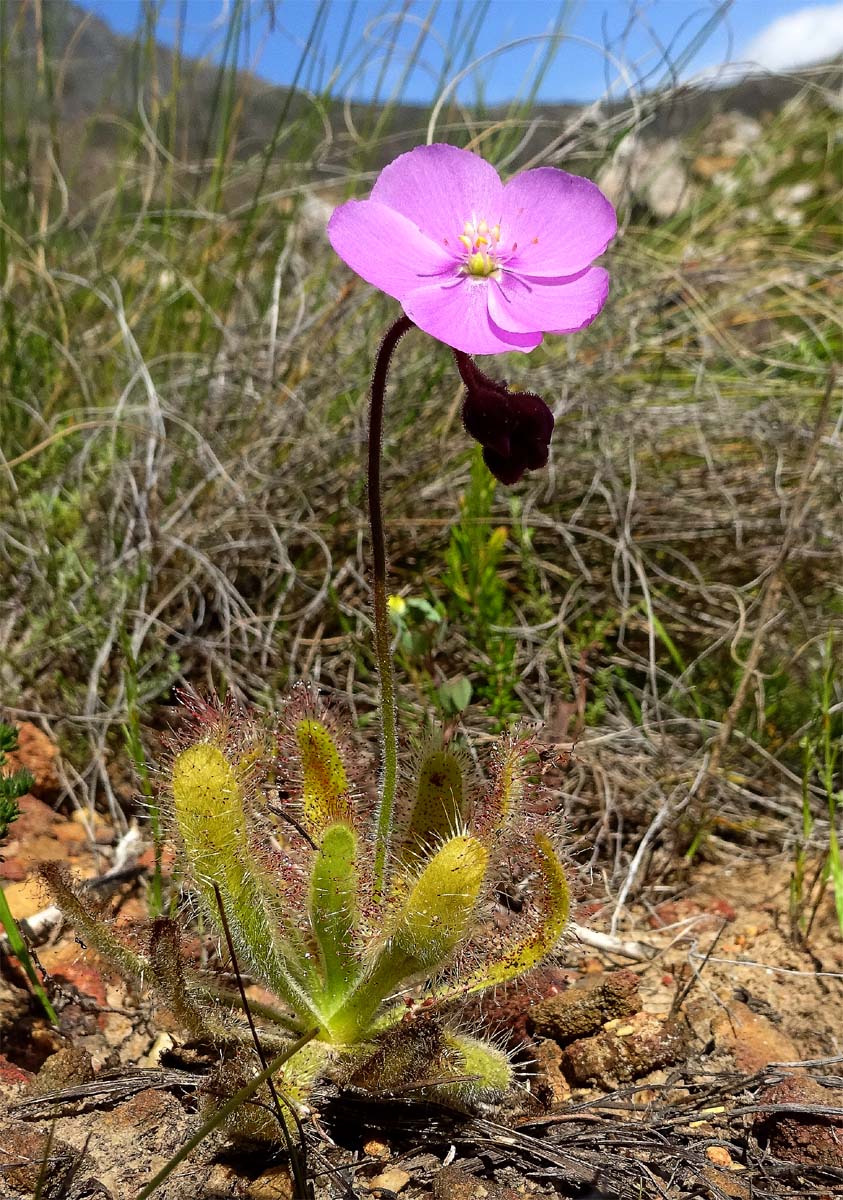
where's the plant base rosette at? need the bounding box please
[44,688,570,1135]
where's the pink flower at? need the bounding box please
[327,143,616,356]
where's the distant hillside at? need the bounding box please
[7,0,841,203]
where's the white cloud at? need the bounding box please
[742,4,843,72]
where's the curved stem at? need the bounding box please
[369,314,414,895]
[453,349,478,389]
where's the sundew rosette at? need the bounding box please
[41,691,572,1134]
[328,143,616,355]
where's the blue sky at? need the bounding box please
[79,1,842,104]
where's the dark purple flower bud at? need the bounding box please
[455,354,554,486]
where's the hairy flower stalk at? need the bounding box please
[368,313,414,895]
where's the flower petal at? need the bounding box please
[327,198,454,300]
[501,169,616,278]
[403,277,542,355]
[488,267,610,336]
[371,144,504,248]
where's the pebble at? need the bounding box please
[246,1165,295,1199]
[706,1146,744,1170]
[369,1166,411,1193]
[363,1138,391,1159]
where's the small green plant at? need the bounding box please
[443,448,519,722]
[44,688,569,1132]
[0,721,58,1024]
[790,634,843,937]
[387,594,473,718]
[0,722,31,839]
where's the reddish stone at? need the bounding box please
[0,1119,79,1193]
[0,1053,34,1087]
[53,959,109,1030]
[754,1075,843,1168]
[530,1038,572,1109]
[711,1001,799,1073]
[3,723,61,800]
[0,858,27,881]
[53,821,87,846]
[32,1046,95,1094]
[7,793,58,838]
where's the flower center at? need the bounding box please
[458,217,501,278]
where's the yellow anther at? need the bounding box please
[478,220,488,234]
[491,224,501,241]
[476,235,489,246]
[458,234,473,250]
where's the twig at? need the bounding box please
[570,921,655,962]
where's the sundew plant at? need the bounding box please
[46,145,616,1136]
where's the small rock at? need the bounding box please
[0,857,27,882]
[527,970,639,1044]
[432,1165,521,1200]
[139,1031,175,1068]
[0,1117,79,1194]
[705,1145,743,1170]
[530,1038,572,1109]
[69,805,113,844]
[369,1166,411,1193]
[563,1012,687,1088]
[702,1164,751,1200]
[710,1000,799,1073]
[246,1165,295,1199]
[53,820,88,846]
[9,793,58,837]
[0,1053,33,1090]
[4,723,61,800]
[98,1087,189,1148]
[298,193,334,242]
[707,111,761,157]
[363,1138,391,1159]
[598,136,694,218]
[30,1045,94,1095]
[52,959,110,1037]
[754,1074,843,1168]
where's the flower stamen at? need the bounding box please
[460,216,503,278]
